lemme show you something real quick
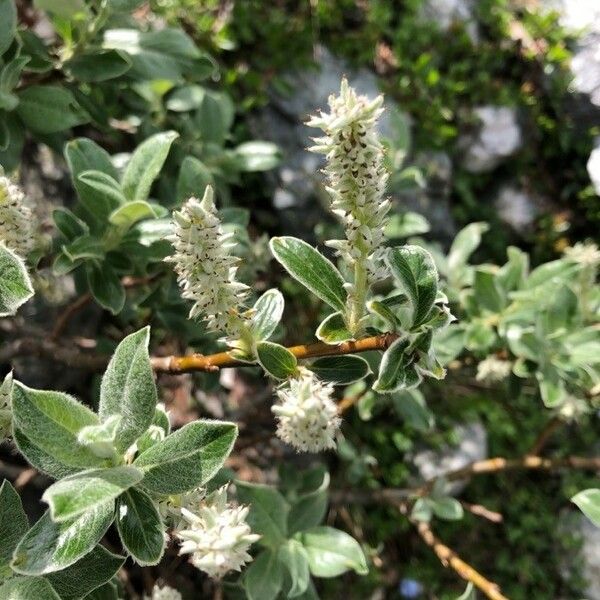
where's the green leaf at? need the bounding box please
[430,497,464,521]
[0,576,61,599]
[134,420,237,495]
[103,28,202,82]
[121,131,178,202]
[0,0,17,56]
[473,267,505,314]
[64,138,120,227]
[87,262,126,315]
[310,355,370,385]
[166,84,205,111]
[315,312,353,344]
[83,580,119,600]
[0,244,34,316]
[108,201,157,229]
[175,156,213,203]
[385,212,430,239]
[45,545,125,600]
[65,50,131,82]
[236,482,289,548]
[386,246,438,328]
[43,467,144,523]
[194,89,234,144]
[572,489,600,527]
[447,223,488,271]
[0,480,28,579]
[392,390,434,432]
[250,288,284,341]
[287,472,329,535]
[11,382,107,470]
[99,327,157,452]
[116,488,164,566]
[256,341,298,380]
[373,337,419,393]
[244,550,285,600]
[297,526,368,578]
[270,237,347,312]
[233,141,280,172]
[456,582,476,600]
[35,0,86,18]
[17,86,89,134]
[12,503,114,575]
[78,171,127,206]
[13,427,80,479]
[279,540,310,598]
[53,208,89,240]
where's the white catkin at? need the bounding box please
[165,185,249,336]
[307,78,390,285]
[144,585,183,600]
[476,355,512,383]
[272,368,341,453]
[0,176,34,259]
[175,484,259,579]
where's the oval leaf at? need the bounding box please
[315,312,353,345]
[45,545,125,600]
[121,131,178,202]
[0,244,34,317]
[134,420,237,495]
[11,383,106,470]
[270,237,346,312]
[297,526,368,578]
[12,503,115,575]
[43,466,144,522]
[310,355,370,385]
[0,577,61,600]
[385,246,438,328]
[0,480,28,578]
[250,288,284,341]
[99,327,157,452]
[116,488,164,566]
[256,341,298,380]
[572,489,600,527]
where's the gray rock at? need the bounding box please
[459,106,523,173]
[493,184,544,233]
[542,0,600,123]
[420,0,479,42]
[412,422,488,494]
[587,139,600,195]
[579,516,600,599]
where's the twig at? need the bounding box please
[459,500,503,523]
[51,275,160,340]
[417,455,600,496]
[51,293,92,340]
[0,336,108,371]
[415,521,509,600]
[332,455,600,505]
[150,332,399,373]
[528,416,563,456]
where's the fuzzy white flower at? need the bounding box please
[564,241,600,267]
[166,186,249,335]
[307,78,390,286]
[476,355,512,383]
[272,368,340,453]
[175,484,259,579]
[145,584,182,600]
[0,176,34,259]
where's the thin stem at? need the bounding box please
[347,257,368,335]
[415,521,509,600]
[151,332,399,373]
